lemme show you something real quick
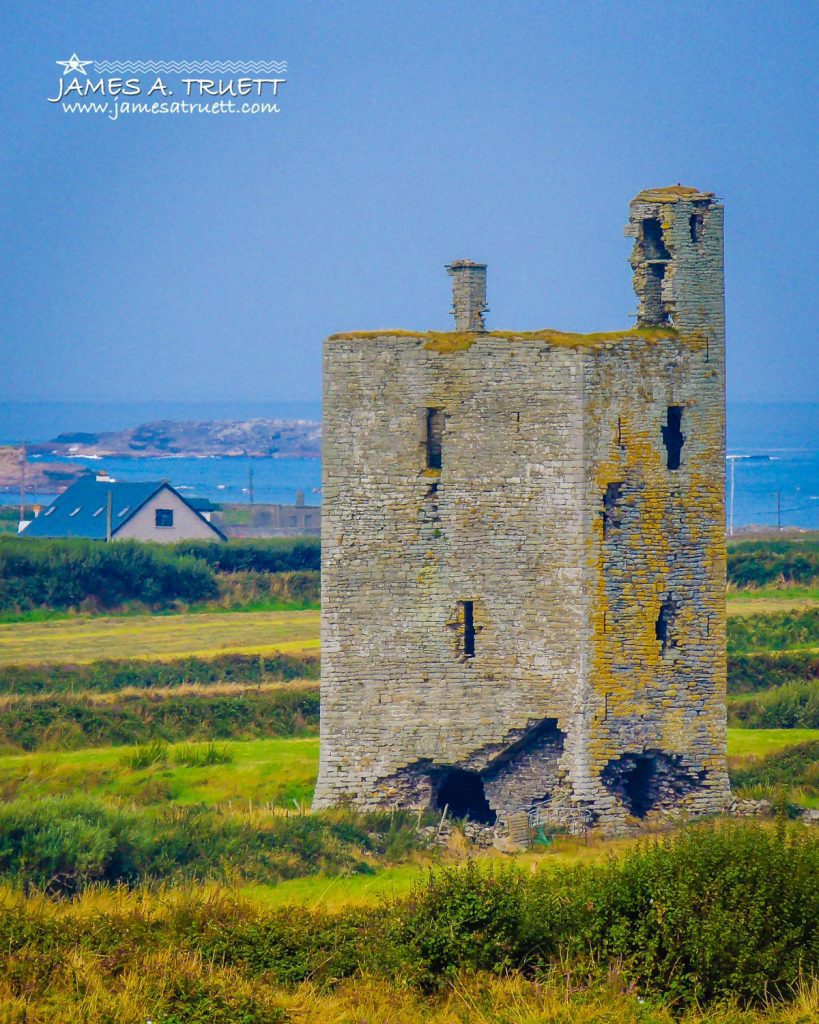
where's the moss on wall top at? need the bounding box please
[633,185,715,204]
[328,327,678,352]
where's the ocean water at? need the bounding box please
[2,400,818,529]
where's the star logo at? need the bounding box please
[56,53,93,76]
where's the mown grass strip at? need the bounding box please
[0,608,320,665]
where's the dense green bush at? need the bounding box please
[728,539,819,587]
[728,652,819,693]
[0,537,218,612]
[729,679,819,728]
[173,537,320,573]
[0,651,319,696]
[727,608,819,654]
[538,821,818,1006]
[0,797,425,894]
[0,687,320,751]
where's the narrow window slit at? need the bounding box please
[426,408,444,470]
[689,213,704,244]
[661,406,684,470]
[461,600,475,658]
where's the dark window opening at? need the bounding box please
[655,596,677,654]
[689,213,704,244]
[426,408,444,470]
[461,600,475,658]
[155,508,174,528]
[436,768,496,824]
[661,406,685,469]
[642,217,671,260]
[602,482,624,538]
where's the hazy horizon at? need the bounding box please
[2,1,817,406]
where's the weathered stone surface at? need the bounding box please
[315,187,730,835]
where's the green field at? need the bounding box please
[0,608,320,665]
[0,736,319,808]
[727,586,819,616]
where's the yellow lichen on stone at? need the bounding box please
[633,185,715,204]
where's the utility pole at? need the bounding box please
[19,442,26,524]
[106,490,113,542]
[726,455,739,537]
[773,490,781,532]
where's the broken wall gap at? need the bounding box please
[435,768,496,824]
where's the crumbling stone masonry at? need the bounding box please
[314,186,731,834]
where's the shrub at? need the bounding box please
[0,796,146,894]
[536,821,819,1006]
[0,799,426,893]
[729,679,819,728]
[172,742,234,767]
[390,862,528,989]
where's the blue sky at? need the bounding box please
[1,0,816,403]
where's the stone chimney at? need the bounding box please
[446,259,488,332]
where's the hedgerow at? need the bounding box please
[727,608,819,654]
[172,537,320,573]
[728,539,819,588]
[0,537,217,611]
[0,536,321,613]
[0,687,319,751]
[728,652,819,693]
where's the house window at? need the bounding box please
[69,507,81,517]
[44,507,56,517]
[155,508,174,528]
[426,408,444,470]
[92,507,104,517]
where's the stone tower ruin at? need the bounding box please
[314,186,730,833]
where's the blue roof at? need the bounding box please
[24,478,172,539]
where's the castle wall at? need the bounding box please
[577,331,730,830]
[314,334,590,813]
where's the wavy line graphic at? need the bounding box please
[93,61,287,73]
